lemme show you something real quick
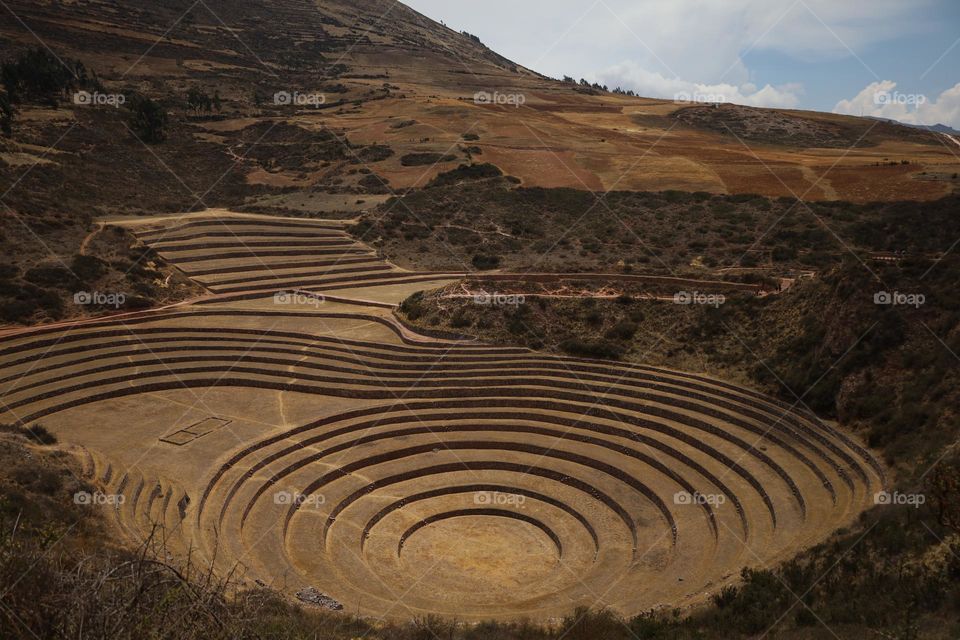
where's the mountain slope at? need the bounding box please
[1,0,957,202]
[0,0,535,82]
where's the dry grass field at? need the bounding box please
[1,0,958,207]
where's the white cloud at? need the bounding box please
[573,0,929,81]
[594,61,803,108]
[404,0,935,110]
[834,81,960,129]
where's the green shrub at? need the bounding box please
[1,48,82,105]
[605,321,638,341]
[450,308,472,328]
[357,145,394,163]
[128,94,167,144]
[24,424,57,445]
[712,585,739,608]
[584,310,603,326]
[123,295,155,310]
[771,245,797,262]
[559,338,623,359]
[36,289,64,318]
[185,85,213,115]
[24,266,77,289]
[71,254,108,283]
[428,163,502,188]
[399,292,426,321]
[0,298,36,323]
[558,607,632,640]
[471,254,501,270]
[0,91,14,136]
[400,152,456,167]
[0,263,18,280]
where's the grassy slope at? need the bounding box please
[356,175,960,275]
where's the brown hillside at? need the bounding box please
[1,0,957,202]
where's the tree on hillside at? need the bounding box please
[128,95,167,143]
[0,92,14,136]
[929,458,960,535]
[186,86,213,115]
[0,48,82,106]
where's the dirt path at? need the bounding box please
[78,222,104,255]
[800,165,839,200]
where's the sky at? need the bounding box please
[403,0,960,128]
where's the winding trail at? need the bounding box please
[78,222,104,255]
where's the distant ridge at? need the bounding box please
[865,116,960,136]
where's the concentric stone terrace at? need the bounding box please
[0,213,883,620]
